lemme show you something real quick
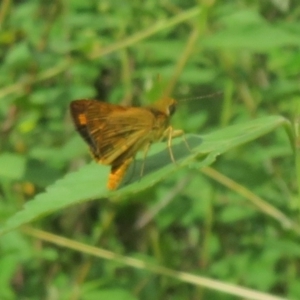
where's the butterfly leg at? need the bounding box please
[164,127,192,163]
[163,126,177,163]
[140,142,151,178]
[175,130,192,153]
[169,128,192,153]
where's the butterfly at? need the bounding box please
[70,97,185,190]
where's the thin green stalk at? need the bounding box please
[0,7,201,101]
[89,6,202,59]
[22,226,287,300]
[201,166,300,235]
[220,79,234,127]
[294,104,300,207]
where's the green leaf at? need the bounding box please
[203,17,300,51]
[0,115,289,236]
[4,42,31,67]
[0,153,26,180]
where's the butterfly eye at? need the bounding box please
[168,103,176,116]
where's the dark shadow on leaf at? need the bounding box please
[120,135,202,187]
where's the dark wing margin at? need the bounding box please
[69,99,127,154]
[70,100,97,149]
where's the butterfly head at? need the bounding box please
[151,97,177,117]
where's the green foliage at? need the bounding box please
[0,0,299,299]
[0,116,288,236]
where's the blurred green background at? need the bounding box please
[0,0,299,299]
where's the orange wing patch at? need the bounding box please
[78,113,87,125]
[107,158,133,190]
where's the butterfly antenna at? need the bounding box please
[180,91,223,102]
